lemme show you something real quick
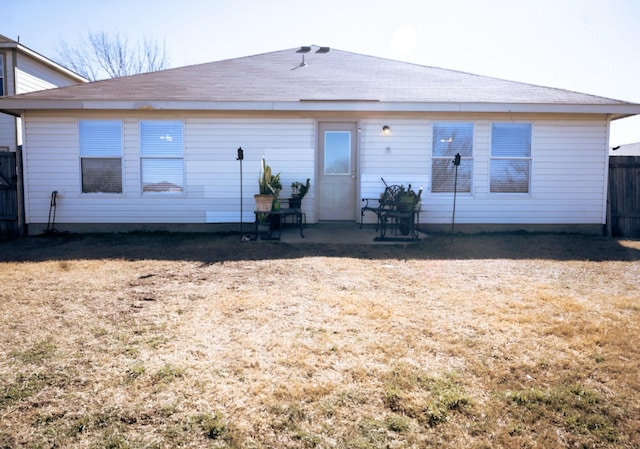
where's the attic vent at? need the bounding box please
[297,46,311,53]
[316,47,330,53]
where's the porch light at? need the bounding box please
[382,125,391,135]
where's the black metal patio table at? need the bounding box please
[253,208,305,240]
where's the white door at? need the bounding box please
[318,122,358,221]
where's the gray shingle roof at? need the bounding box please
[1,47,638,111]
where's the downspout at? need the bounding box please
[604,114,611,237]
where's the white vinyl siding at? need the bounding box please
[431,122,473,193]
[359,116,607,226]
[0,114,15,150]
[14,54,80,94]
[140,121,184,193]
[20,112,608,229]
[490,123,532,193]
[22,114,316,225]
[79,120,122,193]
[425,119,607,225]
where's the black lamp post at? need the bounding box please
[236,147,244,239]
[451,152,461,236]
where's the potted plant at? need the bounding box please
[255,157,282,212]
[254,158,282,234]
[396,184,422,235]
[288,178,310,209]
[396,184,418,212]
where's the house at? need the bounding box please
[0,34,87,239]
[0,34,87,151]
[1,46,639,236]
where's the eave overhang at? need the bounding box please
[1,99,640,119]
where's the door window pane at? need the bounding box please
[324,131,350,174]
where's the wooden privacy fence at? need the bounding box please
[608,156,640,238]
[0,151,19,241]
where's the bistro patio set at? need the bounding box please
[254,179,422,242]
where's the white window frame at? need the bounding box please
[490,122,532,194]
[79,120,123,194]
[431,122,474,194]
[0,54,5,96]
[140,120,185,194]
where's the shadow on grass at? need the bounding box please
[1,230,639,263]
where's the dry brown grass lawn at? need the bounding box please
[0,232,639,448]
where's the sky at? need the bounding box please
[4,0,640,146]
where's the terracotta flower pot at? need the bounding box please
[254,194,274,212]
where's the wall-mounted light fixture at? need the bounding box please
[382,125,391,135]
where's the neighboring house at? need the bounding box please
[0,34,87,239]
[0,46,639,235]
[0,34,87,151]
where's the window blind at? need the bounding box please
[490,123,532,193]
[79,121,122,156]
[432,122,473,193]
[491,123,531,157]
[140,121,183,156]
[432,122,473,158]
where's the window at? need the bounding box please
[140,121,184,193]
[432,122,473,193]
[324,131,351,174]
[0,55,4,96]
[490,123,532,193]
[79,120,122,193]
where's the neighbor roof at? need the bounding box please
[1,46,639,117]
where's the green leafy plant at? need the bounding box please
[290,178,311,200]
[396,184,422,212]
[258,157,282,198]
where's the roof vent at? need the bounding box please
[316,47,330,53]
[297,46,311,53]
[292,54,307,70]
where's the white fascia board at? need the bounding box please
[296,101,640,116]
[2,99,640,117]
[92,101,640,118]
[87,100,640,115]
